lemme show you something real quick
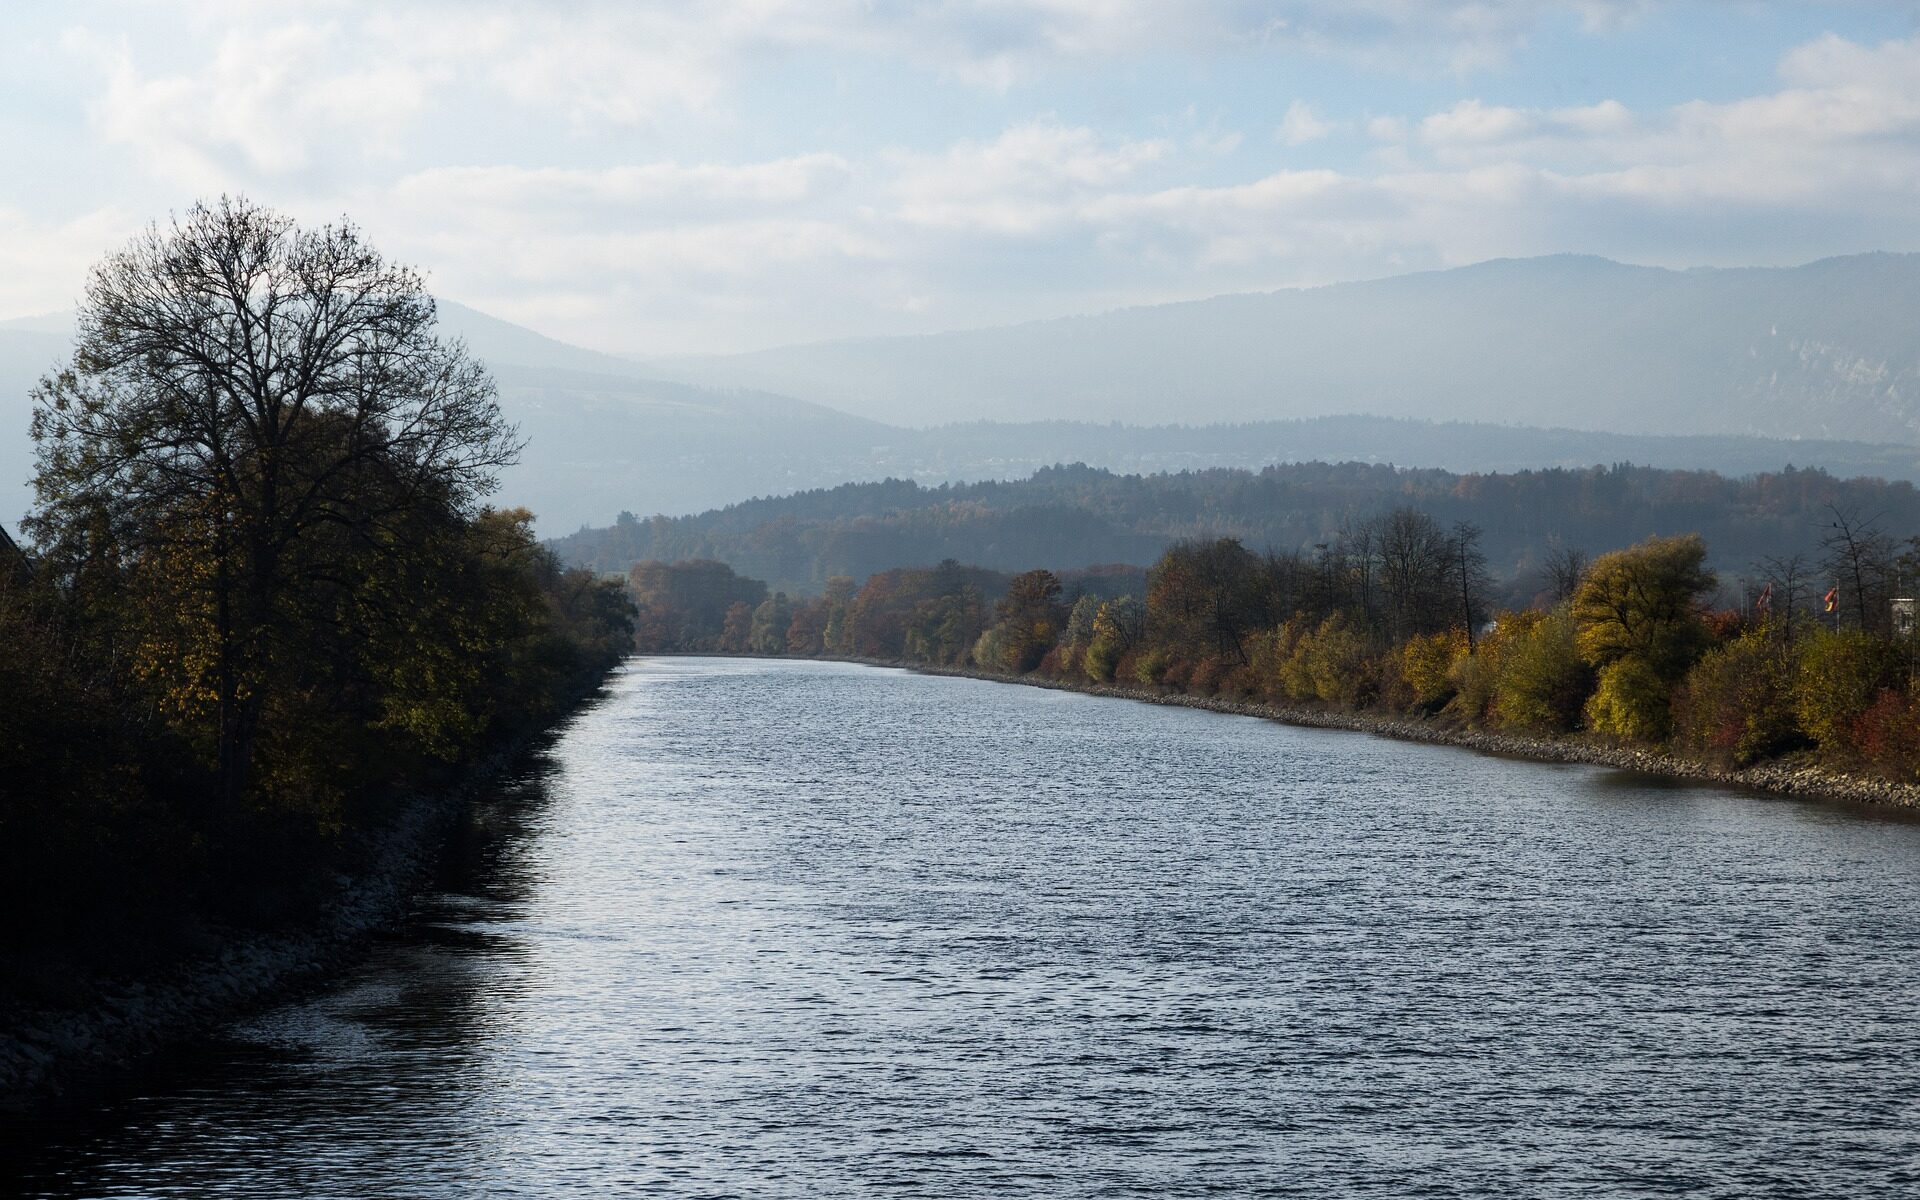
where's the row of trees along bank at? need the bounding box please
[628,508,1920,782]
[1,200,633,991]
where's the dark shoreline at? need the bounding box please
[0,676,613,1118]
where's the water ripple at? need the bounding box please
[11,657,1920,1197]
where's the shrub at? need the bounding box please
[1248,617,1310,704]
[1187,654,1236,697]
[1491,610,1590,733]
[1585,657,1673,742]
[1304,614,1370,708]
[1400,630,1466,712]
[1449,611,1542,724]
[1131,646,1170,687]
[1277,631,1318,702]
[1673,630,1801,765]
[1793,628,1901,759]
[1852,689,1920,781]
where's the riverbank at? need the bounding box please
[0,791,452,1116]
[0,678,611,1118]
[882,660,1920,810]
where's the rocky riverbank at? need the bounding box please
[902,663,1920,810]
[0,669,616,1118]
[0,786,460,1116]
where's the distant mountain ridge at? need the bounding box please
[7,265,1920,535]
[642,253,1920,443]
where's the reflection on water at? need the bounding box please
[10,658,1920,1196]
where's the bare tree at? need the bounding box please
[29,197,521,811]
[1819,503,1894,633]
[1757,551,1811,645]
[1376,506,1450,642]
[1339,512,1381,633]
[1449,521,1492,650]
[1542,538,1589,605]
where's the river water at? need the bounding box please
[9,657,1920,1196]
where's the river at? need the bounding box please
[9,657,1920,1196]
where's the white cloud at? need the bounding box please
[14,7,1920,351]
[0,208,134,321]
[57,0,1704,181]
[67,21,429,189]
[393,157,853,220]
[890,122,1170,234]
[1367,115,1409,142]
[1421,99,1535,146]
[1278,101,1334,146]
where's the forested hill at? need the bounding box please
[548,461,1920,595]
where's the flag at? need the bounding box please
[1755,582,1773,616]
[1824,587,1838,614]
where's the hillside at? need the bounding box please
[548,461,1920,598]
[644,254,1920,442]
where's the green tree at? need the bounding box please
[749,592,792,654]
[629,560,766,651]
[821,575,856,655]
[1059,594,1100,675]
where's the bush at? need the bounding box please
[1793,628,1901,759]
[1303,614,1370,708]
[1187,655,1233,696]
[1491,610,1590,733]
[1585,657,1673,742]
[1851,689,1920,781]
[1449,611,1540,724]
[1400,630,1465,712]
[1131,647,1171,687]
[1674,630,1801,765]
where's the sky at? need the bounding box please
[3,1,1920,354]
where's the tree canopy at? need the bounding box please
[29,197,523,811]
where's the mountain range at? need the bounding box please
[647,253,1920,440]
[5,252,1920,535]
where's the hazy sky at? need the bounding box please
[4,1,1920,354]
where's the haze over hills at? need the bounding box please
[8,265,1920,536]
[0,302,888,532]
[644,253,1920,442]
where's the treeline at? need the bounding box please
[1,202,632,980]
[629,557,1140,660]
[628,502,1920,782]
[550,460,1920,596]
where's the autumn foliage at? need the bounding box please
[630,522,1920,785]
